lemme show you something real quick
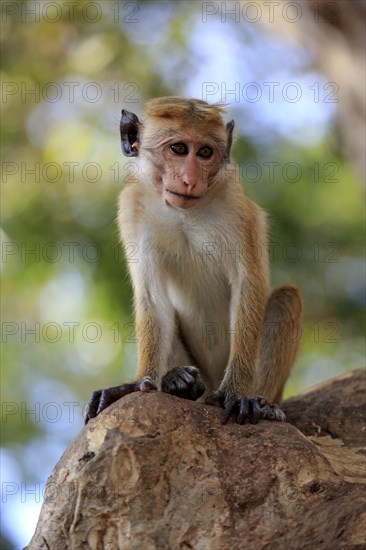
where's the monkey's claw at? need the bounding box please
[84,377,157,424]
[205,394,286,425]
[220,396,261,425]
[161,366,205,401]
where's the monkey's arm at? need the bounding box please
[85,273,205,423]
[85,288,174,424]
[206,276,284,425]
[209,277,264,422]
[84,307,162,424]
[84,281,173,423]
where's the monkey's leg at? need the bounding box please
[84,377,157,424]
[254,284,303,419]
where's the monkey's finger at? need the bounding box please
[176,369,205,400]
[182,366,200,378]
[256,396,268,408]
[237,397,250,424]
[248,399,261,424]
[96,384,135,415]
[96,380,156,416]
[193,378,206,400]
[161,367,205,400]
[259,402,286,422]
[84,390,102,424]
[139,377,158,392]
[221,400,237,424]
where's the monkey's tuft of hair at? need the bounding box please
[145,97,227,133]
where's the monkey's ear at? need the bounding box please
[120,109,141,157]
[225,119,235,159]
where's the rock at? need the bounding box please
[26,370,366,550]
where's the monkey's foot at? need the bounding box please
[258,399,286,422]
[84,377,157,424]
[161,366,205,401]
[205,394,286,425]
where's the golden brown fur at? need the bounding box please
[85,98,302,425]
[86,97,302,423]
[118,98,302,412]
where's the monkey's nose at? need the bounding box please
[184,181,200,197]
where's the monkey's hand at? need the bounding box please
[161,366,205,401]
[205,393,286,425]
[84,377,157,424]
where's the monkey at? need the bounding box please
[85,97,303,425]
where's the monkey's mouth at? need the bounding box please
[166,189,201,201]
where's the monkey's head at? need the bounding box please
[120,97,234,210]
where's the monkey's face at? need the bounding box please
[119,101,234,211]
[160,139,220,210]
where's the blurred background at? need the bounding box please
[1,0,365,547]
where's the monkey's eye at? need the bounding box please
[170,143,188,155]
[197,146,213,159]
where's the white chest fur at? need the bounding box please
[135,201,242,383]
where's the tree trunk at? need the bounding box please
[26,369,366,550]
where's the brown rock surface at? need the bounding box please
[26,370,366,550]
